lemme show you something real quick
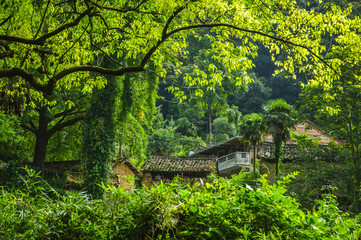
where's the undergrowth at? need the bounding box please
[0,167,360,239]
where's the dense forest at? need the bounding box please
[2,0,361,238]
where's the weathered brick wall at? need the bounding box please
[289,122,341,145]
[142,172,153,187]
[44,160,81,173]
[262,121,341,145]
[111,164,137,191]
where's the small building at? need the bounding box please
[189,137,251,177]
[142,156,217,186]
[189,120,342,178]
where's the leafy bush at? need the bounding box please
[0,111,29,162]
[284,134,361,213]
[1,168,360,239]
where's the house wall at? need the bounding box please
[111,163,137,191]
[142,172,153,186]
[44,160,81,173]
[262,121,341,145]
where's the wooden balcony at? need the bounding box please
[218,152,251,175]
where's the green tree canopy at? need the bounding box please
[1,0,359,104]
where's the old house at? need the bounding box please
[259,120,343,160]
[142,155,217,186]
[141,121,342,184]
[189,136,251,177]
[189,120,342,178]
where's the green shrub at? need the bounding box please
[0,168,360,239]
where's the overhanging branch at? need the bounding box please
[0,7,94,46]
[21,122,36,134]
[166,23,340,76]
[52,65,145,81]
[0,5,341,96]
[0,68,53,94]
[48,115,84,137]
[0,15,12,27]
[0,65,146,95]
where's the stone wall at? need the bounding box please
[111,163,138,191]
[44,160,81,173]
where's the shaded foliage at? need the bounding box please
[1,168,360,239]
[147,107,205,157]
[284,133,361,214]
[0,111,30,162]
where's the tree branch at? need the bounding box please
[52,65,145,82]
[141,5,187,67]
[53,21,90,75]
[0,65,146,95]
[166,23,341,77]
[21,124,36,134]
[89,0,160,15]
[48,115,84,137]
[35,0,51,38]
[21,121,36,134]
[53,108,73,119]
[0,68,53,94]
[0,15,11,27]
[1,7,340,96]
[0,7,94,46]
[162,5,187,40]
[54,108,85,120]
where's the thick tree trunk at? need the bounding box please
[32,107,50,168]
[33,133,50,168]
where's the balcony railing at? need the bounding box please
[218,151,251,172]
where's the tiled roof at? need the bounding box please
[142,156,217,173]
[189,136,244,157]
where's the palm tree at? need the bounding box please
[262,99,296,177]
[239,113,266,179]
